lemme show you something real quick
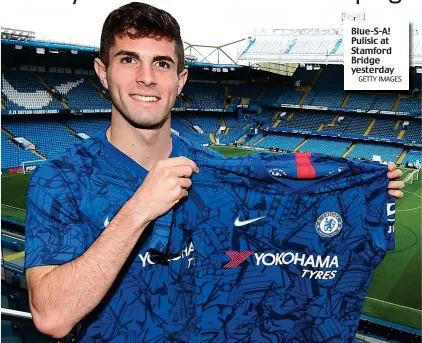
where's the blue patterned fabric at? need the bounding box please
[24,130,219,343]
[164,152,395,343]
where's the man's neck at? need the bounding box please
[107,116,172,171]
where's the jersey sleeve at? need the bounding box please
[25,162,87,269]
[365,176,395,252]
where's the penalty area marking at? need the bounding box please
[1,204,26,212]
[366,297,422,313]
[396,190,422,212]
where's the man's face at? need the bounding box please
[96,33,187,129]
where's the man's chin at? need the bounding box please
[127,114,169,130]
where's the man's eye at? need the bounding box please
[157,61,170,69]
[121,57,135,64]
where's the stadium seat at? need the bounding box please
[2,71,65,111]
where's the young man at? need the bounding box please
[24,2,404,342]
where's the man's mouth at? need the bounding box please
[130,94,160,102]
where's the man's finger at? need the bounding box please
[388,181,405,190]
[388,190,403,199]
[178,177,192,189]
[387,162,397,172]
[161,157,199,173]
[387,169,402,179]
[169,165,197,178]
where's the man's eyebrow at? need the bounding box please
[114,50,140,59]
[152,55,175,64]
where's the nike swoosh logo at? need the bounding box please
[234,216,266,227]
[104,217,110,228]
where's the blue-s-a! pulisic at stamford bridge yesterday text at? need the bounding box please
[153,151,396,343]
[24,130,222,343]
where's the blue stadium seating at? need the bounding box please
[255,134,304,151]
[259,86,303,106]
[367,118,399,138]
[244,133,265,146]
[403,120,422,143]
[62,116,110,137]
[42,73,111,111]
[371,95,396,111]
[188,115,221,133]
[174,96,185,109]
[1,65,419,170]
[297,137,350,157]
[2,118,81,159]
[276,111,335,131]
[292,67,319,85]
[347,142,403,162]
[228,83,265,101]
[2,72,65,111]
[345,93,376,111]
[302,68,346,107]
[219,116,251,144]
[1,131,39,169]
[303,90,346,108]
[183,82,225,109]
[401,149,422,165]
[171,116,210,144]
[345,93,396,112]
[323,115,373,135]
[255,111,277,125]
[396,98,422,115]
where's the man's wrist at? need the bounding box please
[119,197,152,232]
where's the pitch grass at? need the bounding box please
[1,146,421,329]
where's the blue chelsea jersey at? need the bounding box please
[162,151,395,343]
[24,130,219,343]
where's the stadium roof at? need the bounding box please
[238,28,422,67]
[1,27,247,69]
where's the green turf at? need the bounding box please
[1,148,421,329]
[1,173,30,224]
[210,145,259,157]
[363,168,421,329]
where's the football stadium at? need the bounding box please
[1,11,422,343]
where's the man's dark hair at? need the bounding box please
[100,2,185,73]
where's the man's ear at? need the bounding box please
[177,69,188,95]
[94,58,109,89]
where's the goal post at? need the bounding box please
[20,159,45,174]
[403,167,421,184]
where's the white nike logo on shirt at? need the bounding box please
[234,216,266,227]
[104,217,110,228]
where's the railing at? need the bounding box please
[2,229,25,242]
[1,307,32,319]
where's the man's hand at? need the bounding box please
[387,162,405,199]
[133,156,199,222]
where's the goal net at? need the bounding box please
[403,167,421,184]
[20,159,45,174]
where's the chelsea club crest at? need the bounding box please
[315,212,343,238]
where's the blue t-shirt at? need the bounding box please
[162,152,395,343]
[24,130,219,342]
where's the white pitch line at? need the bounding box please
[366,297,422,313]
[1,204,26,212]
[402,190,422,199]
[401,169,411,178]
[398,206,422,212]
[0,174,17,178]
[396,191,422,212]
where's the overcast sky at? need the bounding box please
[2,0,421,65]
[2,0,421,46]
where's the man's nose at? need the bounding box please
[137,64,157,87]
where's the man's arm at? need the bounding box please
[27,199,150,338]
[26,157,199,338]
